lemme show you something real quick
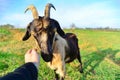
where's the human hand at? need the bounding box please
[25,49,40,69]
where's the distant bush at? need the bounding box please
[85,27,120,31]
[0,24,14,29]
[68,23,120,31]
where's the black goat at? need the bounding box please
[22,3,83,80]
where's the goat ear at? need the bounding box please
[22,23,31,41]
[22,30,31,41]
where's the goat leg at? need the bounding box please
[60,77,64,80]
[77,49,83,73]
[54,70,59,80]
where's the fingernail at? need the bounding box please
[29,49,32,53]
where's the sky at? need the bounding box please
[0,0,120,28]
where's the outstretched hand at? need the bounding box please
[25,49,40,69]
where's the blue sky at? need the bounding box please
[0,0,120,28]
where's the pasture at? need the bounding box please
[0,27,120,80]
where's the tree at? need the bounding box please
[70,23,76,29]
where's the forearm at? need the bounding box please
[1,62,38,80]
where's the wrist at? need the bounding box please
[33,62,39,70]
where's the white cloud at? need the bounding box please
[1,13,33,28]
[0,1,120,28]
[50,1,120,28]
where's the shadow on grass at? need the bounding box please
[82,48,120,79]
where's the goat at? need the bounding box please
[22,3,83,80]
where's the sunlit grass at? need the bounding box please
[0,51,24,76]
[0,28,120,80]
[0,28,11,35]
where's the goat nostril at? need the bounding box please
[41,53,53,62]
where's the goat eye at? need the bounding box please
[35,27,43,32]
[39,22,43,26]
[35,28,39,31]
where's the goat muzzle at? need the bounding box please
[41,52,53,62]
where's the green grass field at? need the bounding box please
[0,27,120,80]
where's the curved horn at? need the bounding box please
[25,4,39,19]
[44,3,56,19]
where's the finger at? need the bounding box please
[32,49,38,54]
[29,49,32,53]
[26,49,32,54]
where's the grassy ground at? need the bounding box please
[0,27,120,80]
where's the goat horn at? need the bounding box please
[44,3,56,19]
[25,4,39,19]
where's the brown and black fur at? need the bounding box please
[23,3,83,80]
[65,33,83,72]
